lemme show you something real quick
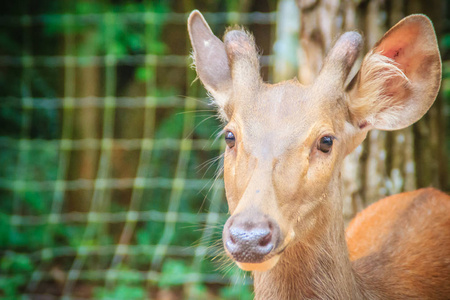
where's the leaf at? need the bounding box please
[159,259,192,288]
[135,67,155,82]
[220,284,253,300]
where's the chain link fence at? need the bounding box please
[0,2,278,299]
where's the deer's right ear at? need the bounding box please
[188,10,232,119]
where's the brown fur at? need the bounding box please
[351,188,450,299]
[188,10,448,299]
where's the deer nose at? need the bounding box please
[223,213,280,263]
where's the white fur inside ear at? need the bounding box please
[348,51,410,129]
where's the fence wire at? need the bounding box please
[0,6,276,300]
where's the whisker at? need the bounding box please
[184,115,217,139]
[196,154,225,213]
[196,153,223,172]
[175,109,216,116]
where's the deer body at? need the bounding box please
[253,188,450,299]
[187,10,450,299]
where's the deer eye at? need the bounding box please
[225,131,236,148]
[318,136,334,153]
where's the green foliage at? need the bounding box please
[0,0,244,298]
[44,2,169,58]
[95,283,146,300]
[220,284,254,300]
[188,283,209,299]
[442,60,450,98]
[94,265,146,300]
[0,253,35,298]
[159,259,191,288]
[135,67,155,82]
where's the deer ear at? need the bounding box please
[347,15,441,131]
[188,10,232,119]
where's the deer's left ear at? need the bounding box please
[347,15,441,131]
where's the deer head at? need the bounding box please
[187,10,441,272]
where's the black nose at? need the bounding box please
[223,212,280,263]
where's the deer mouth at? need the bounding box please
[236,255,281,271]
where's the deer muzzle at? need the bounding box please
[223,210,284,271]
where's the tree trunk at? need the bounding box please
[296,0,447,223]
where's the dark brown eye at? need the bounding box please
[318,136,333,153]
[225,131,236,148]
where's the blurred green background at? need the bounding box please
[0,0,448,299]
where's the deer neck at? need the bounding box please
[252,177,361,300]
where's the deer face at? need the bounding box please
[221,81,351,270]
[187,10,441,271]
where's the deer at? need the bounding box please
[187,10,450,300]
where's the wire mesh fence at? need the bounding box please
[0,2,279,299]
